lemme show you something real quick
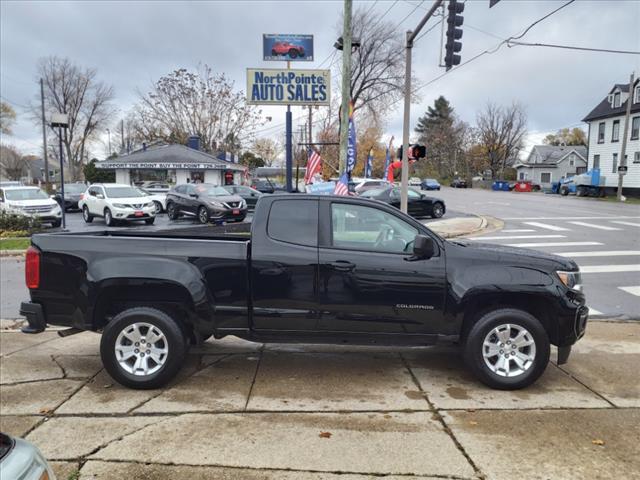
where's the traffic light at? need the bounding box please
[397,144,427,160]
[445,0,464,71]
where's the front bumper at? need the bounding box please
[20,302,46,333]
[112,206,156,220]
[208,207,248,222]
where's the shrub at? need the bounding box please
[0,210,41,234]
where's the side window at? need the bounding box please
[174,185,186,194]
[407,189,421,199]
[267,200,318,247]
[390,188,400,199]
[0,189,4,201]
[186,185,196,196]
[88,187,98,196]
[331,203,418,254]
[97,187,106,198]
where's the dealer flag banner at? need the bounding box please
[346,101,357,174]
[247,68,330,106]
[365,148,373,178]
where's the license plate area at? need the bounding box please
[134,211,143,217]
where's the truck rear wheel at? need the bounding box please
[463,308,550,390]
[100,307,187,389]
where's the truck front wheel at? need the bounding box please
[463,308,550,390]
[100,307,187,389]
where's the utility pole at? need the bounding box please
[40,78,50,189]
[338,0,353,174]
[120,119,125,153]
[308,105,313,150]
[617,71,634,201]
[400,0,444,213]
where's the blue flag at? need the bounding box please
[346,101,356,175]
[365,148,373,178]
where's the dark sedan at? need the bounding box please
[52,183,87,210]
[166,183,247,224]
[450,178,468,188]
[223,185,263,211]
[252,179,286,194]
[360,186,445,218]
[420,178,441,190]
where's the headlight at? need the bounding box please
[240,199,246,208]
[557,270,582,291]
[113,203,128,208]
[145,202,154,208]
[210,200,224,208]
[52,205,61,213]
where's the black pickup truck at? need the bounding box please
[21,195,588,390]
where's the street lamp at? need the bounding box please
[50,113,69,230]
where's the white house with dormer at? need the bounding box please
[582,78,640,190]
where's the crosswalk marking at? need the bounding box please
[619,286,640,296]
[580,265,640,274]
[556,251,640,258]
[503,216,640,220]
[501,229,536,233]
[471,234,565,241]
[506,241,603,248]
[612,221,640,227]
[588,307,603,316]
[568,221,622,231]
[523,222,570,231]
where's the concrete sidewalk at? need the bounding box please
[0,320,638,479]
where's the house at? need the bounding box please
[96,136,245,186]
[582,78,640,190]
[514,145,588,188]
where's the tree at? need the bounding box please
[240,151,265,169]
[475,102,528,178]
[83,158,115,183]
[338,7,417,119]
[34,56,115,181]
[0,102,16,135]
[133,66,262,154]
[543,127,586,146]
[252,138,283,167]
[415,96,459,178]
[0,144,28,180]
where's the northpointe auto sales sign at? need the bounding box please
[246,68,330,106]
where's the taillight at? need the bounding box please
[25,246,40,289]
[79,193,85,201]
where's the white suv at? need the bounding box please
[78,183,156,226]
[0,186,62,227]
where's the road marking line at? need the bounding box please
[502,216,640,220]
[619,286,640,296]
[505,242,603,247]
[501,229,536,233]
[557,251,640,258]
[580,265,640,274]
[470,234,565,241]
[523,222,570,231]
[611,221,640,227]
[568,221,622,231]
[588,307,603,316]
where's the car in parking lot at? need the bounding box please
[450,178,468,188]
[352,179,390,194]
[409,177,421,187]
[0,186,62,227]
[251,179,285,194]
[0,433,55,480]
[420,178,441,190]
[222,185,263,211]
[52,182,87,211]
[136,187,167,213]
[138,181,171,193]
[360,186,445,218]
[166,183,247,224]
[79,183,156,226]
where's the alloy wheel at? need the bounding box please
[482,323,537,377]
[114,322,168,376]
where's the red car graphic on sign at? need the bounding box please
[271,42,305,59]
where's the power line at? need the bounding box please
[393,0,426,31]
[368,0,399,31]
[507,41,640,55]
[510,0,575,40]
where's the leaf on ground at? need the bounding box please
[319,431,332,439]
[103,384,113,389]
[39,407,53,415]
[469,421,478,426]
[592,439,605,446]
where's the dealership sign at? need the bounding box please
[247,68,330,106]
[263,34,314,61]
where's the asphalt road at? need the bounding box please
[436,187,640,319]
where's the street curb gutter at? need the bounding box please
[428,214,503,239]
[0,249,26,257]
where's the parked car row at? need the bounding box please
[0,185,62,227]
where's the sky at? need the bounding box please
[1,0,639,160]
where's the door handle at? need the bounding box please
[327,260,356,272]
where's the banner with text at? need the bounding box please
[247,68,331,106]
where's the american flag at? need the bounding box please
[304,148,322,184]
[334,172,349,196]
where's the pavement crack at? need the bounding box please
[51,355,67,378]
[400,353,486,480]
[554,363,617,408]
[243,344,264,411]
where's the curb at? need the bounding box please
[0,249,26,257]
[459,215,504,238]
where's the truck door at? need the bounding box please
[251,198,319,331]
[318,200,446,334]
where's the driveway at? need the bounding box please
[1,320,638,479]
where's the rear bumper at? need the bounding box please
[19,302,46,333]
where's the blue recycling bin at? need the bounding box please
[492,181,509,191]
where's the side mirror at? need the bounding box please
[412,234,435,259]
[189,193,199,198]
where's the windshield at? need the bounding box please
[195,185,231,196]
[4,188,49,201]
[104,186,144,198]
[63,184,87,194]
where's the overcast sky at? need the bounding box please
[1,0,639,159]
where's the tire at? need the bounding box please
[167,202,179,220]
[153,201,163,213]
[104,208,114,226]
[51,220,62,228]
[560,187,569,196]
[431,202,444,218]
[197,206,209,224]
[100,307,187,389]
[82,205,94,223]
[464,308,550,390]
[145,217,155,225]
